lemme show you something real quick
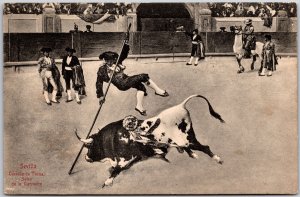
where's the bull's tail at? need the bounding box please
[180,94,225,123]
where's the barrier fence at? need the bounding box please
[4,32,297,62]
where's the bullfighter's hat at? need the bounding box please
[99,51,119,61]
[245,19,252,25]
[65,47,76,53]
[40,47,52,53]
[192,29,198,33]
[86,25,91,29]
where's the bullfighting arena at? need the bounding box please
[4,56,297,194]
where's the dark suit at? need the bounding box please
[185,32,205,59]
[262,41,277,71]
[62,55,80,90]
[96,64,149,98]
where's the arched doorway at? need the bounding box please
[136,3,194,31]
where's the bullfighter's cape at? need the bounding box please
[72,65,86,95]
[47,65,64,97]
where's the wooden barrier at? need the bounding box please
[3,32,297,62]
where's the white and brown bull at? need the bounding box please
[75,94,225,188]
[139,94,225,163]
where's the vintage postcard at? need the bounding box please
[3,2,298,194]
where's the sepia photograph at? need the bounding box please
[3,1,298,194]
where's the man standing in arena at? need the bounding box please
[37,48,61,105]
[185,29,205,66]
[259,34,277,77]
[62,47,86,104]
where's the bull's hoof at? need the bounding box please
[213,155,223,165]
[237,67,245,74]
[190,152,199,159]
[250,64,254,70]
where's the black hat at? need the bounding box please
[265,34,272,40]
[40,47,52,53]
[245,19,252,25]
[65,47,76,53]
[220,27,226,32]
[192,29,198,33]
[99,51,118,61]
[86,25,91,29]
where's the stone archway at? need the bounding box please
[135,3,194,31]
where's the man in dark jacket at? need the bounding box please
[185,29,205,66]
[96,51,169,116]
[84,25,93,32]
[62,47,85,104]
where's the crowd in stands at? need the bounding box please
[3,3,133,16]
[3,3,43,14]
[208,3,297,18]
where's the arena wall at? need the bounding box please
[3,14,137,33]
[4,32,296,62]
[3,14,43,33]
[3,14,297,33]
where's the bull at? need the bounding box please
[75,94,225,188]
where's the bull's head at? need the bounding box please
[75,129,97,163]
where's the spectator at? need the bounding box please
[94,4,104,14]
[258,8,265,17]
[42,3,55,10]
[261,9,272,27]
[220,27,226,32]
[83,4,93,15]
[247,4,256,16]
[84,25,93,32]
[126,3,133,13]
[120,3,127,16]
[60,4,69,14]
[27,5,33,14]
[34,4,43,15]
[15,6,21,14]
[20,4,28,14]
[3,2,133,15]
[4,4,12,14]
[54,3,62,14]
[287,3,297,17]
[207,2,295,17]
[235,3,245,17]
[69,23,82,33]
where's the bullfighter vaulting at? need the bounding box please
[96,51,169,116]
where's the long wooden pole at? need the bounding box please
[68,24,131,175]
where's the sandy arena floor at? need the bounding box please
[3,56,298,194]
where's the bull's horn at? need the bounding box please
[74,129,93,144]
